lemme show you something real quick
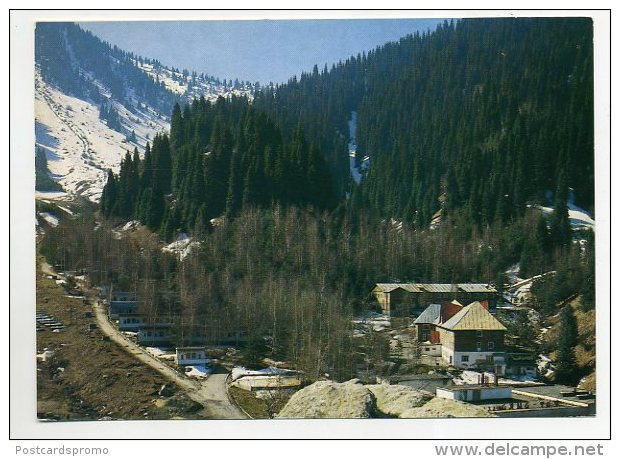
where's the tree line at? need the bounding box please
[40,17,596,381]
[99,96,337,240]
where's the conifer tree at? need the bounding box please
[554,305,579,385]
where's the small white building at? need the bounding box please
[436,384,512,402]
[175,347,209,366]
[420,343,442,357]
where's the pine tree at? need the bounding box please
[100,169,118,218]
[550,174,572,248]
[554,305,579,385]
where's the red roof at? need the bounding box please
[440,301,463,322]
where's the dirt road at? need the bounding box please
[91,299,247,419]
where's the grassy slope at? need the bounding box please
[543,296,596,391]
[36,257,207,421]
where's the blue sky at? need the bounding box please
[79,19,445,84]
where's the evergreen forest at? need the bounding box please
[40,17,596,383]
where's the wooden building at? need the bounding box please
[414,301,507,372]
[436,301,507,371]
[372,283,498,316]
[413,301,463,342]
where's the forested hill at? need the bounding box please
[35,22,255,118]
[254,18,594,226]
[36,22,177,114]
[100,98,336,239]
[100,17,593,240]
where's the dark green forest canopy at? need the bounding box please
[100,17,593,241]
[46,18,596,381]
[254,17,594,225]
[100,97,337,238]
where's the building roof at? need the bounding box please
[109,300,138,309]
[176,346,206,352]
[391,373,453,382]
[440,384,513,391]
[374,283,497,294]
[414,304,442,324]
[374,283,423,293]
[513,385,596,406]
[440,301,507,331]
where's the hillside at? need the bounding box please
[35,69,168,200]
[539,296,596,391]
[35,22,254,201]
[254,18,594,228]
[37,18,597,388]
[36,257,207,420]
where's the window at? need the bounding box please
[421,333,427,341]
[425,347,430,352]
[476,330,483,337]
[461,355,469,363]
[476,342,482,351]
[488,341,494,351]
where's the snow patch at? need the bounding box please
[231,366,298,382]
[39,212,60,227]
[347,111,371,185]
[37,349,55,361]
[184,364,212,378]
[163,234,200,261]
[35,69,168,202]
[353,311,391,333]
[121,220,141,232]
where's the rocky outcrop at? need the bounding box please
[277,380,495,419]
[400,397,495,418]
[366,384,432,417]
[277,380,376,418]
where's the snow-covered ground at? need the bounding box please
[352,311,391,334]
[184,364,213,378]
[35,191,69,201]
[534,204,595,232]
[538,354,554,378]
[135,61,254,103]
[162,233,201,261]
[504,270,556,306]
[35,69,169,202]
[35,59,256,204]
[231,366,298,382]
[530,189,595,233]
[38,212,60,227]
[348,111,371,185]
[145,347,174,359]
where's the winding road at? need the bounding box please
[91,299,247,419]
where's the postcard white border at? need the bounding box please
[9,9,612,442]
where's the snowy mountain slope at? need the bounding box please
[35,69,169,202]
[135,61,254,102]
[34,22,257,203]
